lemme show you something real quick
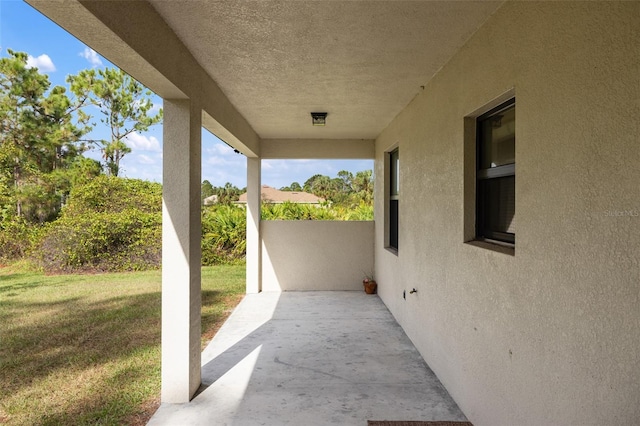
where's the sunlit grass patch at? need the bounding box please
[0,264,245,425]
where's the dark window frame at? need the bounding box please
[389,148,399,251]
[476,98,515,245]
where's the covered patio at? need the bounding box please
[26,1,640,424]
[148,291,467,425]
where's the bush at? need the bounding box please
[32,177,162,272]
[63,175,161,215]
[260,201,373,221]
[26,175,373,272]
[201,205,246,265]
[331,201,374,221]
[34,210,161,272]
[261,202,338,220]
[0,216,42,262]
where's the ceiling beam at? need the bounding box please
[261,139,375,160]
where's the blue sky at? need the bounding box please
[0,0,373,189]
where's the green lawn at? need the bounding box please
[0,264,245,425]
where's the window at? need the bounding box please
[389,149,399,250]
[476,99,515,245]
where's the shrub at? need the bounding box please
[201,205,246,265]
[261,202,338,220]
[0,216,42,262]
[62,175,161,215]
[332,201,374,221]
[260,201,373,221]
[27,175,373,272]
[32,177,162,272]
[34,209,161,273]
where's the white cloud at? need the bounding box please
[205,156,225,166]
[124,132,161,152]
[26,54,56,72]
[119,154,162,182]
[137,154,156,165]
[150,102,162,114]
[80,47,102,67]
[204,152,244,168]
[201,139,246,187]
[205,143,234,156]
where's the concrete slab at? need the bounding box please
[148,292,467,425]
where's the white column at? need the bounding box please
[161,99,202,402]
[246,156,261,294]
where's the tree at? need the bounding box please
[352,170,373,204]
[336,170,353,193]
[0,50,90,222]
[303,174,329,198]
[69,68,162,176]
[280,181,302,192]
[214,182,241,205]
[201,179,215,203]
[280,170,374,207]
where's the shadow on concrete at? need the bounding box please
[150,292,467,426]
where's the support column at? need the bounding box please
[161,99,202,402]
[246,156,261,294]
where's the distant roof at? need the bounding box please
[203,194,218,205]
[237,186,324,204]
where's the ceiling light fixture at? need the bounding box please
[311,112,327,126]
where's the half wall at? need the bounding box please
[262,221,374,292]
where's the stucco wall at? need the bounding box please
[262,221,374,292]
[374,2,640,425]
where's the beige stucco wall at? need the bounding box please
[374,2,640,425]
[262,221,374,292]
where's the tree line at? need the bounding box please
[292,170,373,207]
[201,169,373,208]
[0,49,161,225]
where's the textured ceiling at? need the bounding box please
[149,1,502,140]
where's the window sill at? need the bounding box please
[465,239,514,256]
[385,246,398,256]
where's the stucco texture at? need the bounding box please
[262,221,374,292]
[374,2,640,425]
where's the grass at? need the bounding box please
[0,264,245,425]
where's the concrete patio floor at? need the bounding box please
[148,291,467,425]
